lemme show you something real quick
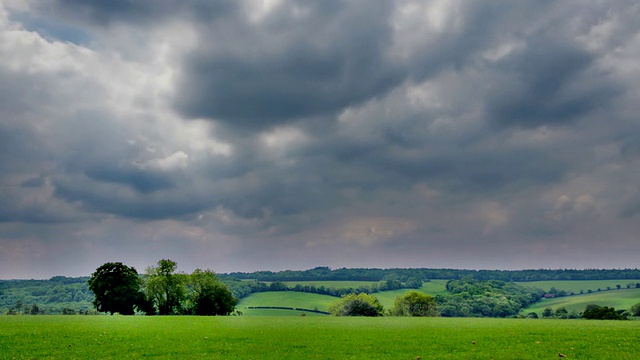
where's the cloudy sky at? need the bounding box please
[1,1,640,279]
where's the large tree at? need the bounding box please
[186,269,238,315]
[88,262,141,315]
[144,259,186,315]
[390,291,438,317]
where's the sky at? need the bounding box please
[1,1,640,279]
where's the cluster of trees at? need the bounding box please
[88,260,237,316]
[435,279,545,318]
[227,267,640,282]
[534,307,582,319]
[328,291,438,317]
[582,305,628,320]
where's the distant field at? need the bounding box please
[521,288,640,315]
[237,291,336,316]
[516,279,640,293]
[2,316,640,359]
[238,280,450,315]
[282,280,383,289]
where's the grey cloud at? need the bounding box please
[175,1,399,130]
[486,39,620,129]
[30,0,238,27]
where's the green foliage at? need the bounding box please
[329,293,383,316]
[582,304,627,320]
[144,259,186,315]
[88,262,141,315]
[0,277,94,315]
[436,279,544,318]
[228,267,640,282]
[404,277,423,289]
[390,291,437,317]
[630,303,640,316]
[185,269,238,315]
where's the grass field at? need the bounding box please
[516,279,640,293]
[521,288,640,315]
[2,316,639,359]
[282,280,383,289]
[237,291,336,315]
[237,280,450,315]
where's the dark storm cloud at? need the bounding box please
[175,1,400,130]
[485,36,621,129]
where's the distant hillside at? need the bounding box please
[4,267,640,316]
[0,276,94,315]
[521,288,640,315]
[224,267,640,282]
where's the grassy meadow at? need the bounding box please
[281,280,383,289]
[236,280,450,315]
[237,291,335,316]
[2,315,640,359]
[521,288,640,315]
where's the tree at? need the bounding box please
[390,291,438,317]
[555,307,568,319]
[329,293,383,316]
[144,259,186,315]
[542,307,554,318]
[88,262,141,315]
[30,304,41,315]
[404,277,423,289]
[186,269,238,315]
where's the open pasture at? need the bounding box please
[2,316,639,359]
[281,280,383,289]
[237,291,335,316]
[521,288,640,315]
[236,280,449,315]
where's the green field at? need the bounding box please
[237,291,336,315]
[237,280,450,315]
[2,316,639,359]
[516,279,640,293]
[521,288,640,315]
[282,280,383,289]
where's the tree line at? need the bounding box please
[88,259,237,316]
[0,277,94,315]
[226,267,640,282]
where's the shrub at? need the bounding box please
[390,291,437,317]
[329,293,383,316]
